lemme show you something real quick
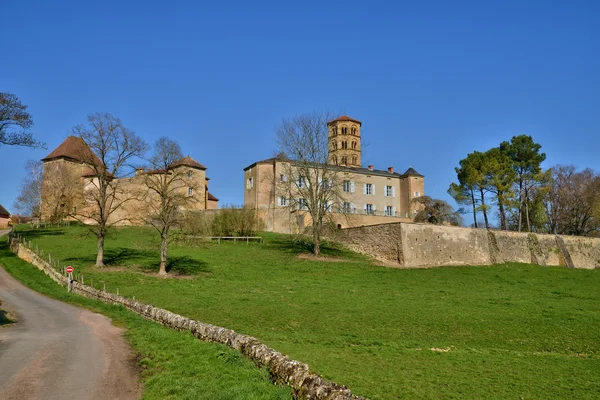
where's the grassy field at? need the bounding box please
[11,224,600,399]
[0,239,291,400]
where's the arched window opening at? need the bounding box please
[351,127,356,135]
[352,141,357,149]
[352,155,358,165]
[342,127,347,135]
[332,155,338,165]
[341,141,348,149]
[331,140,337,150]
[341,156,347,165]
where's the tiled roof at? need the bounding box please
[0,204,9,217]
[41,136,101,166]
[327,115,362,124]
[207,192,219,201]
[170,156,207,170]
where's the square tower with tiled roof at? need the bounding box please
[327,115,362,167]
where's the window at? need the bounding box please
[246,177,254,189]
[188,187,193,196]
[331,140,337,150]
[385,186,393,197]
[297,176,306,188]
[365,204,374,215]
[352,141,357,149]
[352,155,357,165]
[341,156,347,165]
[386,206,394,216]
[187,170,193,179]
[342,127,347,135]
[342,202,352,213]
[365,183,373,195]
[280,174,287,182]
[278,196,288,206]
[341,141,347,149]
[333,127,338,136]
[332,155,338,165]
[414,191,421,197]
[351,127,357,135]
[298,198,308,210]
[343,180,351,192]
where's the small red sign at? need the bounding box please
[66,266,74,273]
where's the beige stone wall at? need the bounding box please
[0,216,10,228]
[333,222,600,269]
[245,159,424,233]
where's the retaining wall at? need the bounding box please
[9,236,365,400]
[334,222,600,269]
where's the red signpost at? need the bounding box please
[66,266,74,273]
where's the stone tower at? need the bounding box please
[327,115,362,167]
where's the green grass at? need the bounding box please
[0,238,291,400]
[12,224,600,399]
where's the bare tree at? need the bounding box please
[0,92,44,148]
[275,111,346,255]
[71,113,147,268]
[142,137,198,275]
[412,196,462,226]
[13,160,44,217]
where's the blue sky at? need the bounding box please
[2,0,599,220]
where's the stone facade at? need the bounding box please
[39,137,218,224]
[333,222,600,269]
[244,116,425,233]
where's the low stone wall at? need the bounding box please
[9,237,365,400]
[333,222,600,269]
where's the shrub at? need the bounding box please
[212,206,263,237]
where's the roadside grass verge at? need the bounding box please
[12,225,600,399]
[0,239,291,400]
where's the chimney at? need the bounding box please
[368,165,374,171]
[388,166,394,173]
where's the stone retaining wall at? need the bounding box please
[333,222,600,269]
[9,236,366,400]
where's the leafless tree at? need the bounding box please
[40,161,84,221]
[541,165,600,236]
[13,160,44,217]
[412,196,462,226]
[0,92,44,148]
[71,113,147,267]
[142,137,198,275]
[275,111,347,255]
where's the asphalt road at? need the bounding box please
[0,238,141,400]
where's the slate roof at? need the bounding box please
[327,115,362,125]
[403,167,424,177]
[170,156,207,170]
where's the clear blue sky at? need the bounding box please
[2,0,599,220]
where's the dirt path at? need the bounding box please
[0,253,141,399]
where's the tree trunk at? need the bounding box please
[159,232,168,275]
[524,186,531,232]
[470,189,478,228]
[498,191,506,230]
[517,180,523,232]
[480,188,489,229]
[96,234,105,268]
[313,223,321,256]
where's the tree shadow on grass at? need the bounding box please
[139,256,210,276]
[64,247,157,268]
[18,228,66,239]
[265,235,347,258]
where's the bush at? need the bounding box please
[212,206,263,237]
[179,211,215,236]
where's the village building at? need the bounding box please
[0,204,11,228]
[40,136,218,224]
[243,115,425,233]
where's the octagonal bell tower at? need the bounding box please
[327,115,362,167]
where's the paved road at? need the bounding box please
[0,239,141,399]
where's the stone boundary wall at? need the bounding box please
[333,222,600,269]
[8,236,366,400]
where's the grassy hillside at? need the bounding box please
[12,224,600,399]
